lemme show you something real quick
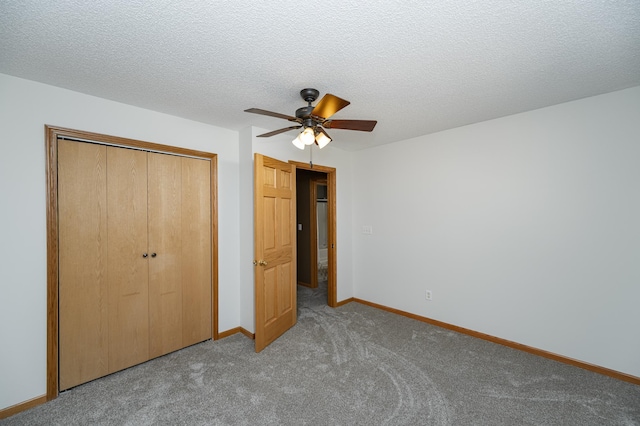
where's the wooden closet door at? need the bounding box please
[106,146,150,373]
[181,157,212,346]
[148,152,183,358]
[58,140,108,390]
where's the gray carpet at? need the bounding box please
[4,283,639,425]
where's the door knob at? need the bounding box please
[253,260,268,266]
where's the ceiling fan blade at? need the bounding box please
[311,94,350,119]
[256,126,301,137]
[244,108,298,122]
[323,119,377,132]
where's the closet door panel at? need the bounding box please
[58,140,109,390]
[106,146,150,372]
[181,157,212,346]
[148,152,183,358]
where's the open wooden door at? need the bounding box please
[254,154,297,352]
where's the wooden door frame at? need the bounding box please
[45,125,219,400]
[289,161,337,308]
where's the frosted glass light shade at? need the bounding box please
[292,133,305,149]
[315,132,332,149]
[300,127,315,145]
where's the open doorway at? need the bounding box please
[296,169,327,289]
[291,161,337,307]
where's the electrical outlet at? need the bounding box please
[425,290,432,301]
[362,225,373,235]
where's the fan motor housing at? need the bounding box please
[295,106,314,119]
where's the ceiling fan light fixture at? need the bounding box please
[315,131,331,149]
[292,133,306,150]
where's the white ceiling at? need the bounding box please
[1,1,639,151]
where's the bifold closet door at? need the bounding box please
[106,146,150,373]
[181,157,212,346]
[58,140,109,390]
[147,152,183,358]
[147,154,212,356]
[59,141,212,390]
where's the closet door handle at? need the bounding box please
[151,253,157,258]
[142,253,148,258]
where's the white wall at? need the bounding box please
[0,73,241,410]
[352,86,640,377]
[237,128,356,333]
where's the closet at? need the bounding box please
[57,139,212,390]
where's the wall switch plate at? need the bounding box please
[362,225,373,235]
[298,224,302,231]
[426,290,432,301]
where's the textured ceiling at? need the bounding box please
[1,1,639,151]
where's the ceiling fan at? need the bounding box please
[244,88,377,149]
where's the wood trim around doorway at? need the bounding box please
[45,125,219,403]
[289,161,337,308]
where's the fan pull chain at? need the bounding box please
[309,144,313,168]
